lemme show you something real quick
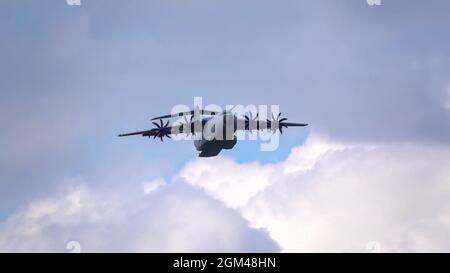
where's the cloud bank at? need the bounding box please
[0,178,278,252]
[1,133,449,252]
[180,135,450,252]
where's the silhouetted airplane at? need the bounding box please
[119,108,308,157]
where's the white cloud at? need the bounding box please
[178,134,347,209]
[141,178,165,194]
[178,134,349,209]
[180,134,450,252]
[178,158,275,209]
[0,179,278,252]
[2,134,450,253]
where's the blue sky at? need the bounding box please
[1,0,450,252]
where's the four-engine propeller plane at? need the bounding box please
[118,109,308,157]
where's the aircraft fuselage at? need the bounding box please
[193,113,238,157]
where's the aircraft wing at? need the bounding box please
[118,128,159,137]
[236,116,308,134]
[117,123,189,141]
[151,109,219,120]
[278,122,308,127]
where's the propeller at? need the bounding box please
[151,119,171,142]
[266,112,289,134]
[244,112,259,131]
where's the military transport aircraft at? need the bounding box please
[118,108,308,157]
